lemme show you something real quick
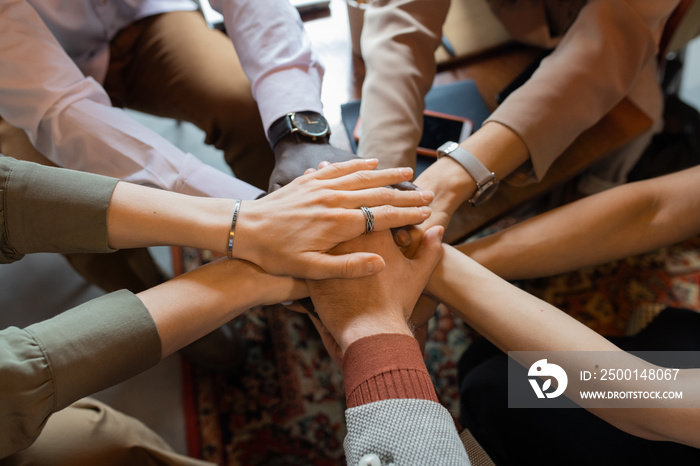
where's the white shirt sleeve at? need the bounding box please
[209,0,325,131]
[0,0,263,200]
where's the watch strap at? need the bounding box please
[437,141,493,187]
[267,113,295,149]
[437,141,499,206]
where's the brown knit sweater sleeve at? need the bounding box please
[342,333,438,408]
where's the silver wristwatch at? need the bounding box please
[437,141,499,207]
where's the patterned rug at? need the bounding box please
[175,235,700,465]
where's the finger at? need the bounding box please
[283,300,309,314]
[311,158,379,180]
[363,205,432,234]
[410,225,445,280]
[318,161,331,169]
[307,252,386,279]
[392,227,412,248]
[307,313,344,367]
[402,224,429,259]
[390,180,421,191]
[413,322,430,355]
[340,186,434,208]
[410,294,439,326]
[326,166,415,190]
[304,168,318,175]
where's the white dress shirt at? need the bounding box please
[0,0,325,199]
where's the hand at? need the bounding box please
[269,139,358,192]
[188,258,309,310]
[395,158,468,253]
[306,226,444,353]
[408,294,440,354]
[235,159,434,280]
[138,257,308,357]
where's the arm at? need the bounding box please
[0,0,258,199]
[427,245,700,448]
[487,0,667,180]
[413,121,529,232]
[414,0,671,232]
[208,0,323,134]
[210,0,357,190]
[306,227,470,463]
[458,165,700,280]
[110,158,435,279]
[0,256,306,459]
[356,0,450,169]
[2,157,432,278]
[341,332,471,465]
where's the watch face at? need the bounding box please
[290,111,329,137]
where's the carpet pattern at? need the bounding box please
[177,235,700,465]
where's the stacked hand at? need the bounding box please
[235,158,434,280]
[269,140,359,192]
[304,226,444,358]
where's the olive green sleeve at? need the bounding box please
[0,290,161,458]
[0,157,119,263]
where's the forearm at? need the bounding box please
[486,0,660,179]
[459,166,700,280]
[357,0,449,169]
[40,101,262,199]
[342,333,468,464]
[106,181,234,253]
[343,333,437,407]
[414,122,529,219]
[430,245,613,353]
[0,290,160,458]
[138,258,306,358]
[429,245,700,447]
[210,0,323,130]
[0,157,117,262]
[0,1,258,200]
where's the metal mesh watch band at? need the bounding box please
[437,141,499,206]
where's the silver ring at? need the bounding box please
[360,207,374,234]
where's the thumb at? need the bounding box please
[410,225,444,280]
[310,252,386,279]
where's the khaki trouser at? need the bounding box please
[0,398,213,466]
[0,10,275,293]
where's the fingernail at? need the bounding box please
[396,229,411,247]
[420,206,432,215]
[421,191,434,201]
[399,167,413,177]
[366,258,384,274]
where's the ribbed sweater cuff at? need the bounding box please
[343,333,438,408]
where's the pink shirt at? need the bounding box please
[0,0,324,199]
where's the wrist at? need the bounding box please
[337,314,414,353]
[272,135,331,158]
[175,196,233,254]
[225,199,260,262]
[417,157,476,216]
[268,111,331,152]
